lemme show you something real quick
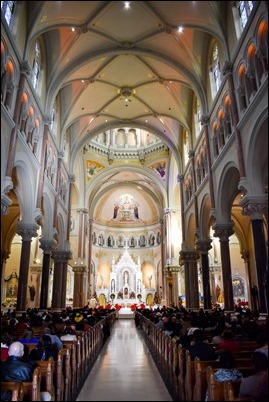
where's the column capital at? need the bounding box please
[69,174,76,183]
[177,174,184,183]
[52,250,72,262]
[20,61,31,76]
[240,195,268,220]
[179,250,200,265]
[195,239,212,253]
[188,149,195,159]
[222,61,233,76]
[1,193,12,215]
[16,222,39,241]
[2,250,10,262]
[43,115,52,126]
[40,239,57,254]
[212,222,234,241]
[73,266,86,273]
[200,114,210,125]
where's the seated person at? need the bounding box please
[186,329,216,361]
[216,329,241,354]
[214,350,243,381]
[1,341,51,401]
[1,333,13,361]
[205,351,243,401]
[239,351,268,401]
[60,325,77,341]
[28,335,58,361]
[18,327,39,344]
[42,327,63,350]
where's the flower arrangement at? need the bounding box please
[117,291,123,299]
[1,299,17,308]
[130,291,135,299]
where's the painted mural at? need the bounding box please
[149,161,166,179]
[86,160,105,180]
[111,194,143,223]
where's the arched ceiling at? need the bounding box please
[25,1,227,224]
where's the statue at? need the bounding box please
[124,271,128,285]
[148,275,152,288]
[28,285,36,302]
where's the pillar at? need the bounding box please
[179,250,200,309]
[195,239,212,310]
[39,239,57,309]
[1,250,10,302]
[51,250,72,309]
[16,221,39,312]
[240,196,268,313]
[213,223,234,311]
[73,266,86,308]
[87,219,93,298]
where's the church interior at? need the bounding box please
[1,1,268,315]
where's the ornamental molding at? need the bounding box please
[1,193,12,215]
[39,239,57,254]
[179,250,200,264]
[240,195,268,220]
[212,223,234,241]
[72,266,86,273]
[16,222,39,241]
[52,250,72,262]
[195,239,212,253]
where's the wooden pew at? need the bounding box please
[2,367,42,401]
[223,381,253,401]
[177,345,186,401]
[185,350,195,401]
[194,356,254,401]
[60,346,71,401]
[35,356,55,400]
[206,366,254,401]
[192,357,220,401]
[54,349,64,401]
[1,381,24,401]
[206,366,241,401]
[62,340,77,397]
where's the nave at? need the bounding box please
[76,319,173,401]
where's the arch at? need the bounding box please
[215,164,240,223]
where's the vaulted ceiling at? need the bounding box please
[26,1,227,223]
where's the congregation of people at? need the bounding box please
[1,307,113,401]
[135,304,268,401]
[1,303,268,401]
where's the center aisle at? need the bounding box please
[76,318,173,401]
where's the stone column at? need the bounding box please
[189,150,199,229]
[16,222,39,312]
[51,250,72,309]
[179,250,200,309]
[213,223,234,311]
[5,62,31,178]
[39,239,56,309]
[159,218,166,305]
[87,219,93,298]
[1,250,10,302]
[240,196,268,313]
[36,119,50,210]
[195,239,212,310]
[200,116,216,210]
[73,266,86,308]
[222,62,246,178]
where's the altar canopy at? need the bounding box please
[110,248,144,303]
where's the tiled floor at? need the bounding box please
[76,318,173,401]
